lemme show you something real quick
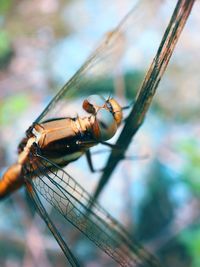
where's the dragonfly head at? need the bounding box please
[82,95,123,141]
[105,97,122,126]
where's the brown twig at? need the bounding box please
[92,0,196,202]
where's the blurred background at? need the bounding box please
[0,0,200,266]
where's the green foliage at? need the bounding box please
[0,31,13,68]
[0,31,11,56]
[0,0,12,14]
[180,227,200,267]
[0,94,30,125]
[124,71,144,99]
[176,138,200,195]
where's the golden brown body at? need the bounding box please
[0,117,94,199]
[0,96,123,199]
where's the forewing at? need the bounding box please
[34,0,158,124]
[24,153,161,267]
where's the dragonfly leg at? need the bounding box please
[99,141,121,150]
[25,123,38,138]
[85,141,144,173]
[122,154,149,161]
[121,100,135,111]
[31,142,42,156]
[85,149,145,174]
[85,150,103,173]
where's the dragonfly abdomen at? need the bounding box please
[0,163,23,199]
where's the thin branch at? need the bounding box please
[92,0,196,202]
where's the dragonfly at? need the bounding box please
[0,1,162,267]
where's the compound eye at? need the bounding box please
[83,95,106,114]
[96,109,117,141]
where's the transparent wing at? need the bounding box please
[34,0,158,124]
[24,152,161,267]
[25,179,82,267]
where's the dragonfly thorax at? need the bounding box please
[16,95,122,169]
